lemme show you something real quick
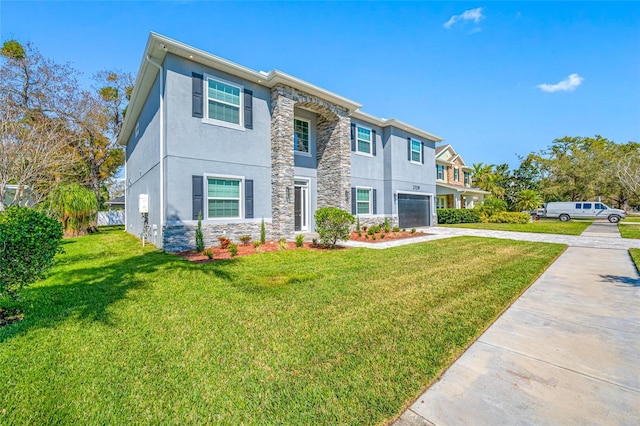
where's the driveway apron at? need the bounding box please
[394,222,640,425]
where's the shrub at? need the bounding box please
[260,218,266,244]
[295,234,304,247]
[384,217,390,233]
[49,183,97,236]
[476,196,508,220]
[356,217,361,233]
[486,212,531,224]
[0,207,63,298]
[239,235,252,246]
[311,238,318,246]
[218,236,231,249]
[411,228,416,233]
[314,207,355,248]
[436,208,482,224]
[278,238,287,250]
[203,248,213,259]
[392,226,400,232]
[228,243,238,257]
[252,241,261,249]
[195,213,204,252]
[380,234,385,239]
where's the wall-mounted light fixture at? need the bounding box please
[286,187,291,203]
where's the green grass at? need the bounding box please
[622,216,640,223]
[440,219,592,235]
[618,224,640,239]
[0,229,565,424]
[630,249,640,272]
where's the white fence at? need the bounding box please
[97,211,125,226]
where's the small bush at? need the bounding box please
[295,234,304,247]
[260,218,266,244]
[384,217,390,233]
[239,235,252,246]
[203,248,213,259]
[252,241,261,249]
[0,207,63,298]
[486,212,531,224]
[380,234,385,239]
[218,236,231,249]
[476,197,508,220]
[356,217,361,233]
[195,213,204,252]
[311,238,318,246]
[436,208,482,224]
[278,238,287,250]
[392,226,400,232]
[411,228,416,234]
[314,207,354,249]
[228,243,238,257]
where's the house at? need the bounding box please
[118,33,443,251]
[104,195,125,210]
[3,184,34,208]
[435,145,489,209]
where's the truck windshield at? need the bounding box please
[595,203,607,210]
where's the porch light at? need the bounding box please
[286,187,291,203]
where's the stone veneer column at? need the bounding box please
[270,86,295,238]
[316,114,351,210]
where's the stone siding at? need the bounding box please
[355,216,399,230]
[163,221,272,252]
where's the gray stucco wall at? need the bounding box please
[350,118,385,217]
[163,53,273,225]
[125,74,161,245]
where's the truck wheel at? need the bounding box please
[608,215,621,223]
[559,214,570,222]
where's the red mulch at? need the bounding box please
[176,241,320,262]
[349,230,427,243]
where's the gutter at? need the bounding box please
[145,54,165,243]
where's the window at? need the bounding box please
[454,168,459,181]
[436,196,447,209]
[436,164,445,180]
[356,188,371,215]
[294,119,309,153]
[410,139,422,163]
[206,78,241,125]
[583,203,592,209]
[356,126,372,155]
[207,178,241,218]
[595,203,606,210]
[575,203,582,209]
[464,171,470,186]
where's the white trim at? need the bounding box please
[293,117,311,154]
[204,173,244,220]
[410,138,422,165]
[355,124,373,156]
[355,186,373,216]
[294,177,310,232]
[202,74,244,130]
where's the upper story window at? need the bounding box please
[356,187,372,215]
[356,126,372,155]
[207,78,242,125]
[464,171,470,186]
[454,167,459,181]
[294,119,309,153]
[436,164,445,181]
[410,139,422,164]
[207,177,241,218]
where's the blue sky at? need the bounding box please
[2,1,639,168]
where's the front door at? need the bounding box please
[294,180,309,232]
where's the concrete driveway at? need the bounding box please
[393,222,640,425]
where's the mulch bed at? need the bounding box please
[176,241,322,262]
[349,230,428,243]
[0,307,23,328]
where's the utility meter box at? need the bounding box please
[138,194,149,214]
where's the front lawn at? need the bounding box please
[440,219,592,235]
[0,229,564,424]
[630,249,640,271]
[622,216,640,223]
[619,224,640,239]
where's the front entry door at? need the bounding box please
[294,180,309,232]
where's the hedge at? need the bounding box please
[436,208,481,224]
[486,212,531,224]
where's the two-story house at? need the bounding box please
[435,145,489,209]
[118,33,443,251]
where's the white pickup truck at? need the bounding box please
[542,202,626,223]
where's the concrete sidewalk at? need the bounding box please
[393,223,640,425]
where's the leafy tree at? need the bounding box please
[514,189,543,212]
[49,183,97,237]
[0,206,63,298]
[314,207,354,248]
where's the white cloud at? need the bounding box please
[444,7,485,29]
[537,73,585,93]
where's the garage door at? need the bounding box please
[398,194,431,228]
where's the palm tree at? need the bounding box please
[514,189,543,212]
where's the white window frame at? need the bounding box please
[463,171,470,186]
[203,75,244,130]
[410,138,422,164]
[294,177,310,232]
[293,117,311,156]
[355,125,373,156]
[454,167,459,182]
[355,186,372,216]
[436,164,446,181]
[204,174,244,220]
[436,196,447,209]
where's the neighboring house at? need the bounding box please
[435,145,489,209]
[3,185,34,208]
[104,195,125,210]
[118,33,443,251]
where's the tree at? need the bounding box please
[49,183,97,237]
[514,189,543,212]
[614,143,640,201]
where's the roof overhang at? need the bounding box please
[436,182,490,194]
[350,110,443,143]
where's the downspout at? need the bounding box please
[145,55,165,246]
